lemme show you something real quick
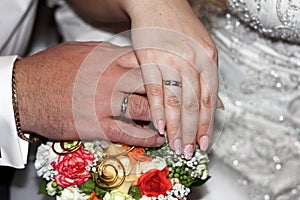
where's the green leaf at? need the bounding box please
[79,178,95,194]
[38,179,48,194]
[95,185,108,197]
[190,176,211,189]
[128,185,141,200]
[92,174,109,197]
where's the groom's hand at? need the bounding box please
[14,42,165,147]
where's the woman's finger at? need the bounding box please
[197,65,218,151]
[139,61,165,135]
[181,65,200,159]
[160,65,182,154]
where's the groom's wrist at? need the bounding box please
[13,58,38,134]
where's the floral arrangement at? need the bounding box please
[35,140,209,200]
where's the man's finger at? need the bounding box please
[127,94,151,121]
[100,118,165,147]
[112,93,151,121]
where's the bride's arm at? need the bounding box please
[64,0,129,24]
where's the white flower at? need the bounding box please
[174,161,182,167]
[103,190,135,200]
[35,142,58,178]
[139,157,167,173]
[157,194,165,200]
[140,195,152,200]
[168,179,190,199]
[56,186,89,200]
[83,142,95,153]
[186,160,193,168]
[46,181,57,196]
[140,196,162,200]
[201,167,209,180]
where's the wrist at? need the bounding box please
[120,0,195,28]
[13,59,37,134]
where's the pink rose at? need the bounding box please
[51,146,94,188]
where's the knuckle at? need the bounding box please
[181,50,196,63]
[129,97,149,117]
[202,92,218,108]
[202,96,213,108]
[177,41,196,62]
[166,95,181,108]
[106,126,127,143]
[138,137,155,147]
[204,43,218,61]
[184,100,199,113]
[148,85,162,96]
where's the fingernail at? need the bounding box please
[156,136,165,146]
[200,135,210,151]
[174,139,182,155]
[157,120,165,135]
[183,144,194,160]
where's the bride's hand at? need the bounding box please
[62,0,220,158]
[123,0,219,158]
[15,42,165,147]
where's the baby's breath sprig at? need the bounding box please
[145,143,210,188]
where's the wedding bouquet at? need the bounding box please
[35,140,209,200]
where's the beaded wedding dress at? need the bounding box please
[207,0,300,199]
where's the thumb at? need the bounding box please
[116,47,139,69]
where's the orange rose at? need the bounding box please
[138,167,172,197]
[128,147,152,163]
[88,191,102,200]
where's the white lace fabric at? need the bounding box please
[227,0,300,43]
[206,0,300,199]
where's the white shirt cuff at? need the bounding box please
[0,55,29,168]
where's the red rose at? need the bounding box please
[51,146,94,188]
[138,167,172,197]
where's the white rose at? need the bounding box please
[34,142,58,178]
[56,186,89,200]
[103,190,135,200]
[139,157,167,173]
[140,195,152,200]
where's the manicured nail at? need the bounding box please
[200,135,210,151]
[183,144,194,160]
[174,139,182,155]
[157,120,165,135]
